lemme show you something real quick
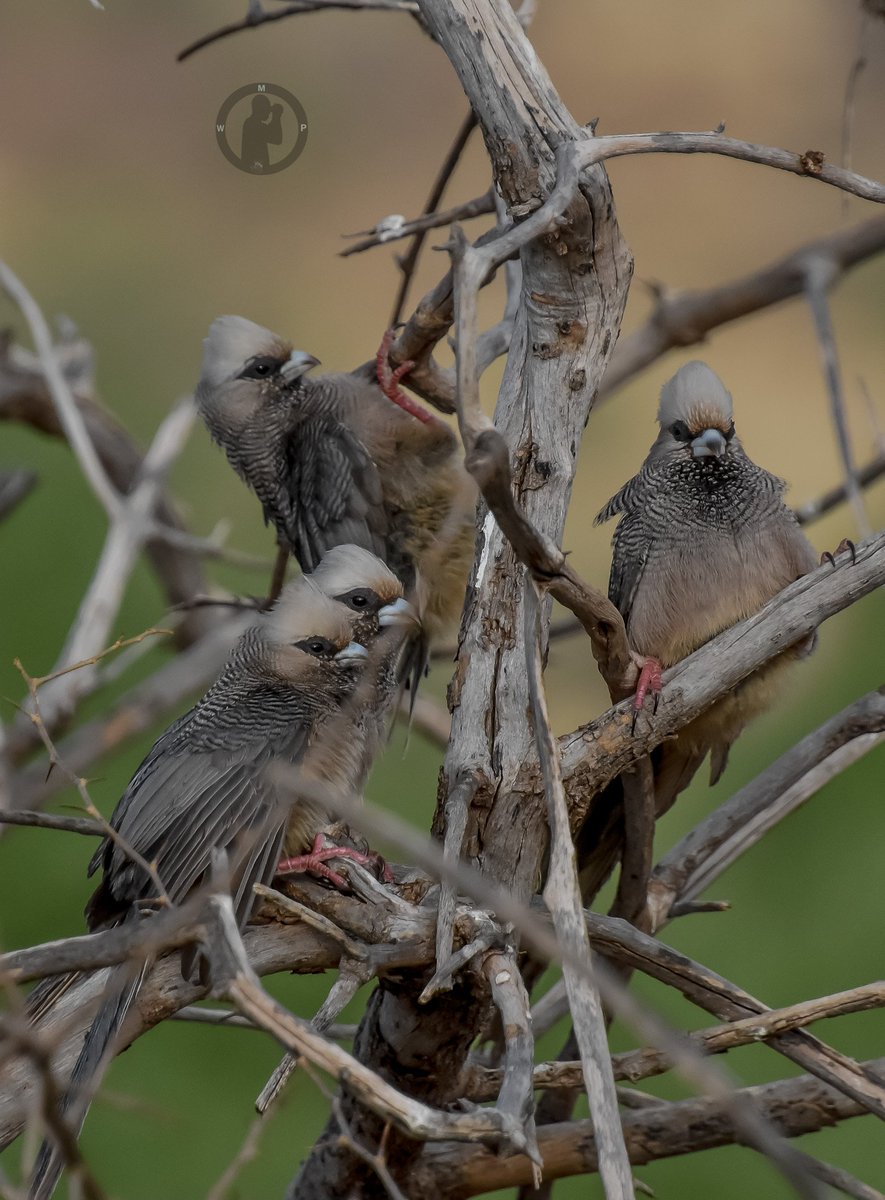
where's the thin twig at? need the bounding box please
[11,661,172,909]
[0,263,120,517]
[387,108,480,325]
[177,0,419,62]
[841,7,871,217]
[600,216,885,400]
[482,950,542,1183]
[646,688,885,928]
[795,451,885,524]
[524,578,634,1199]
[332,1097,408,1200]
[0,810,103,837]
[466,982,885,1099]
[170,1006,357,1039]
[803,255,872,536]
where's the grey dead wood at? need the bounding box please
[804,255,872,537]
[0,339,217,655]
[413,1057,885,1199]
[524,580,633,1196]
[464,982,885,1100]
[203,892,529,1155]
[795,453,885,524]
[600,216,885,400]
[647,687,885,927]
[482,950,542,1179]
[290,1,633,1195]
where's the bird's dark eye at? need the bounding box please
[240,356,282,381]
[295,637,336,658]
[670,420,691,442]
[336,588,379,613]
[724,421,736,441]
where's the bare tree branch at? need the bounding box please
[646,687,885,927]
[524,579,633,1198]
[0,263,120,517]
[416,1058,885,1198]
[177,0,420,63]
[465,981,885,1101]
[795,452,885,524]
[600,216,885,399]
[804,255,872,537]
[482,949,542,1182]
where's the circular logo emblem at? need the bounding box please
[216,84,308,174]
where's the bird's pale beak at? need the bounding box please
[378,597,421,628]
[335,641,369,663]
[280,350,321,382]
[691,428,728,459]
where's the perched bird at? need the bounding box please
[308,543,420,766]
[27,574,403,1200]
[595,360,818,806]
[194,316,475,642]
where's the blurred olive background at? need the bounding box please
[1,1,884,1197]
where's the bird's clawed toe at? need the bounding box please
[276,834,393,891]
[630,656,663,734]
[820,537,856,569]
[375,328,437,425]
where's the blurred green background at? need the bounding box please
[1,1,884,1196]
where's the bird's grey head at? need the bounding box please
[309,545,420,633]
[196,316,321,416]
[258,577,369,682]
[650,361,738,463]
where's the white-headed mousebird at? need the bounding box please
[195,316,475,652]
[26,563,414,1200]
[594,359,818,817]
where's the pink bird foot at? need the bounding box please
[375,328,437,426]
[820,538,856,568]
[276,834,394,891]
[631,655,662,734]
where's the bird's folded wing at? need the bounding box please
[284,415,390,571]
[98,739,305,928]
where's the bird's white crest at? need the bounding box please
[263,576,352,647]
[309,544,403,600]
[200,315,285,389]
[657,361,733,429]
